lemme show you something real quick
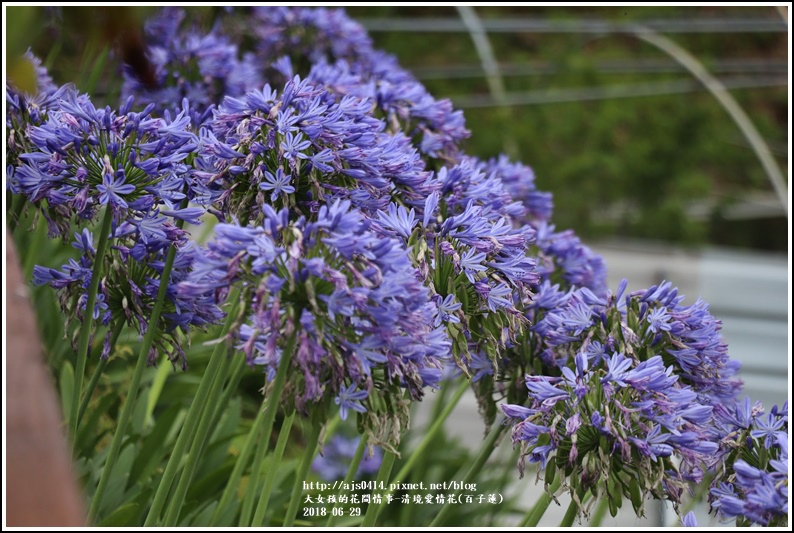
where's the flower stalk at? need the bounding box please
[87,217,182,523]
[238,329,297,526]
[324,436,368,527]
[282,411,323,527]
[251,411,296,526]
[70,206,113,446]
[144,293,241,526]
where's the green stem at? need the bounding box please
[396,380,468,482]
[210,400,267,526]
[283,413,323,527]
[87,228,179,524]
[238,331,297,526]
[679,471,713,518]
[325,436,367,527]
[489,445,520,526]
[361,450,397,527]
[143,294,241,526]
[22,219,46,279]
[430,378,451,421]
[162,351,234,526]
[323,413,342,442]
[237,418,268,526]
[208,356,247,435]
[428,420,506,526]
[8,194,25,233]
[70,207,113,445]
[363,379,468,525]
[251,411,296,526]
[76,321,124,425]
[408,378,452,515]
[560,486,587,527]
[519,474,562,527]
[589,496,609,527]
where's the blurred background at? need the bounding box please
[7,5,790,527]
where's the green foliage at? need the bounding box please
[348,6,787,251]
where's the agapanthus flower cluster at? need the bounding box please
[12,88,207,237]
[249,7,373,69]
[32,226,220,367]
[305,55,469,161]
[244,6,469,160]
[709,399,788,526]
[466,154,606,297]
[15,87,218,362]
[13,7,777,525]
[501,279,743,520]
[503,350,720,519]
[196,76,437,226]
[121,7,262,115]
[121,7,469,161]
[525,280,741,404]
[179,200,450,444]
[312,435,383,481]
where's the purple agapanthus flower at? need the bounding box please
[259,168,295,201]
[97,170,136,209]
[335,383,369,420]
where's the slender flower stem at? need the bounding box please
[210,399,267,526]
[589,496,609,527]
[519,474,563,527]
[76,321,124,426]
[401,379,469,478]
[362,449,397,527]
[237,419,268,526]
[87,227,180,524]
[283,412,323,527]
[428,419,506,526]
[363,379,468,525]
[8,194,26,233]
[144,294,241,526]
[409,378,452,498]
[430,377,451,420]
[70,206,113,445]
[163,351,234,526]
[208,355,247,435]
[238,330,298,526]
[251,411,296,526]
[325,436,368,527]
[560,486,587,527]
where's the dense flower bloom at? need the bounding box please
[122,7,262,115]
[194,76,439,228]
[33,226,219,366]
[239,6,470,160]
[181,200,451,442]
[14,90,203,235]
[709,401,788,526]
[18,9,776,526]
[501,279,746,521]
[502,348,718,517]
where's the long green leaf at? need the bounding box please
[145,359,172,424]
[59,361,75,425]
[98,503,140,527]
[84,47,109,95]
[77,391,118,455]
[128,403,183,488]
